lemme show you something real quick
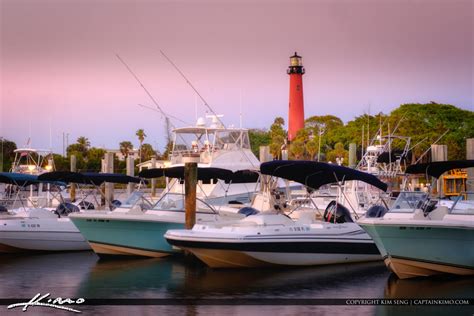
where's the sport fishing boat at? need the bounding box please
[69,167,257,258]
[358,160,474,279]
[0,172,141,252]
[165,160,388,268]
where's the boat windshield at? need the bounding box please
[389,192,429,213]
[120,191,153,210]
[449,192,474,215]
[152,193,216,213]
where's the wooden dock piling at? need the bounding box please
[126,155,135,195]
[184,154,199,229]
[467,139,474,193]
[70,155,76,202]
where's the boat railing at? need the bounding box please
[170,150,213,164]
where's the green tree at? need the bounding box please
[326,142,349,165]
[248,129,271,157]
[76,136,90,155]
[269,117,287,159]
[0,138,17,172]
[119,141,134,158]
[388,103,474,161]
[289,139,305,160]
[136,129,147,163]
[140,143,156,162]
[85,148,106,171]
[305,115,344,148]
[305,139,318,160]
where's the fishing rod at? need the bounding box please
[414,129,449,164]
[137,104,191,126]
[116,54,177,130]
[159,50,226,128]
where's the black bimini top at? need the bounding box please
[226,169,260,184]
[260,160,388,192]
[38,171,141,185]
[0,172,39,186]
[405,160,474,179]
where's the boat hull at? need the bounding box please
[70,215,183,258]
[360,222,474,279]
[0,227,90,252]
[166,234,381,268]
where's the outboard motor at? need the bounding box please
[55,203,80,217]
[238,206,260,217]
[365,205,388,218]
[78,201,95,210]
[323,200,354,224]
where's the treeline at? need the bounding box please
[1,103,472,172]
[0,129,163,173]
[249,103,474,164]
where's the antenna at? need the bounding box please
[159,50,226,128]
[194,95,198,121]
[116,54,176,129]
[239,89,243,128]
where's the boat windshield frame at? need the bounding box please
[448,192,474,215]
[389,191,429,213]
[119,191,154,210]
[151,192,217,214]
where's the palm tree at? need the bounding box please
[119,141,133,159]
[135,129,147,163]
[76,136,90,155]
[305,139,318,160]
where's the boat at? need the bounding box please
[10,148,54,175]
[0,172,141,252]
[69,167,257,258]
[68,117,262,258]
[162,116,260,203]
[164,160,388,268]
[358,160,474,279]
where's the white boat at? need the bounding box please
[0,172,141,252]
[165,160,388,268]
[69,118,262,258]
[358,160,474,279]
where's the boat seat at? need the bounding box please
[412,209,426,220]
[295,211,315,225]
[427,206,449,220]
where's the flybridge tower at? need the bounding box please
[287,52,305,141]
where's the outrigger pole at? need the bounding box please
[159,50,226,129]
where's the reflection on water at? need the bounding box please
[0,252,472,315]
[78,257,388,299]
[378,274,474,316]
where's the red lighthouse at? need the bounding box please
[287,52,305,141]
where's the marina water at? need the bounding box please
[0,252,472,315]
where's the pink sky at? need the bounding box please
[1,0,473,154]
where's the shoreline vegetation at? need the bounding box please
[1,102,473,173]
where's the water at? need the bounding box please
[0,252,472,315]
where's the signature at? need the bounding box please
[7,293,85,313]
